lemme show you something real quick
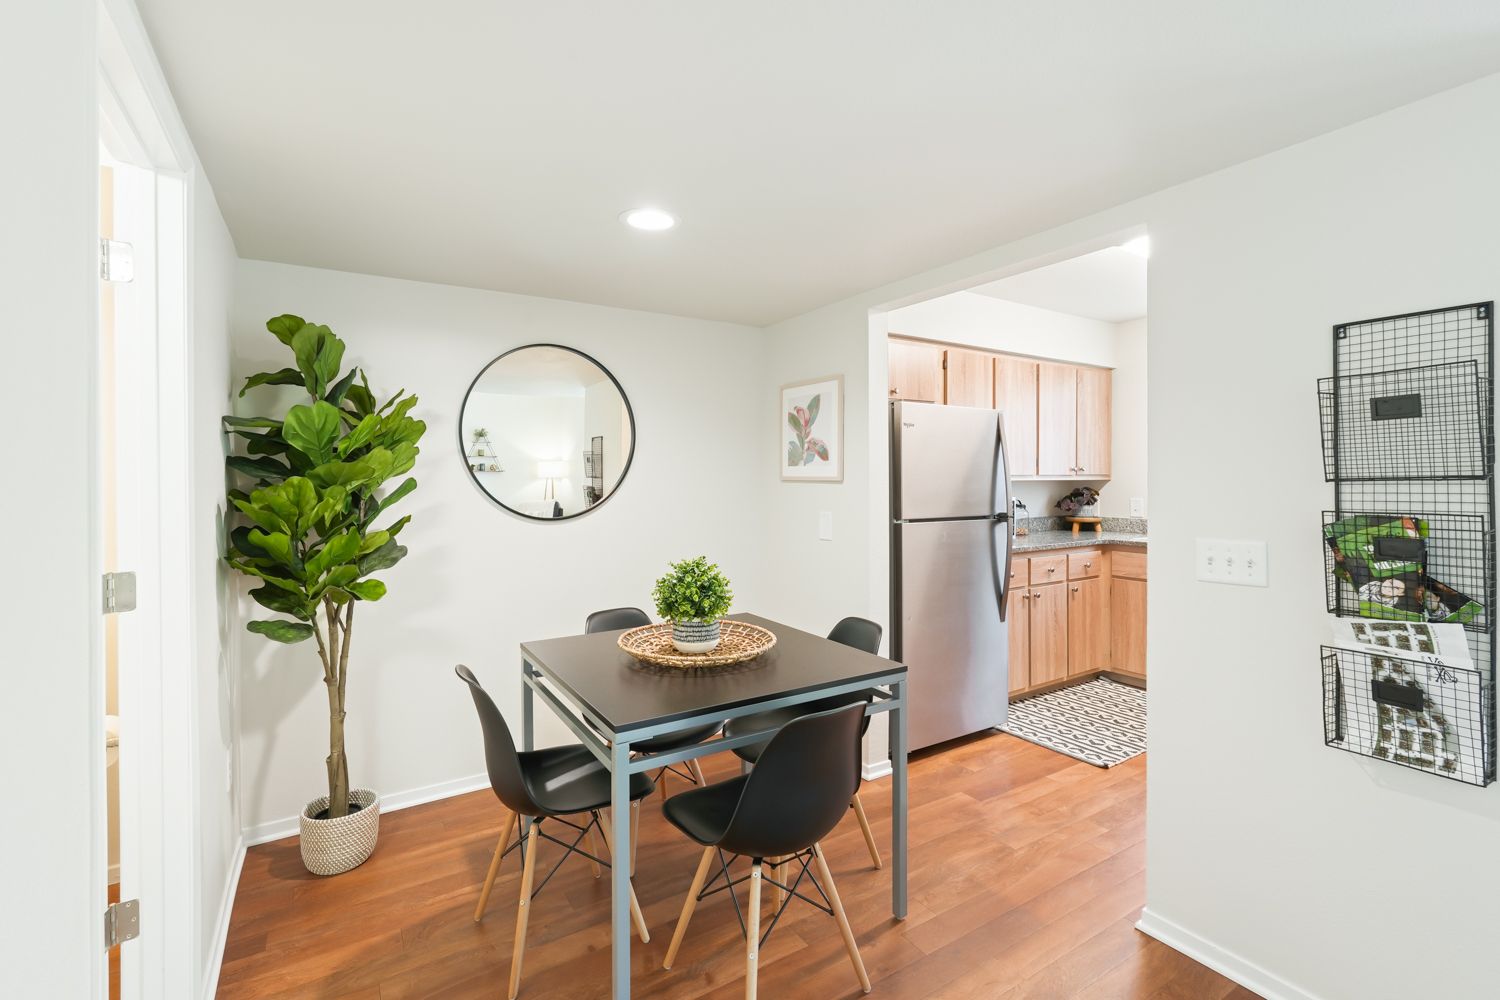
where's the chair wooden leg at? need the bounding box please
[474,810,517,923]
[688,758,707,785]
[663,846,716,970]
[508,822,541,1000]
[769,857,786,911]
[745,862,763,1000]
[596,809,650,943]
[586,817,603,879]
[659,767,669,801]
[850,793,883,870]
[813,843,870,994]
[630,800,640,877]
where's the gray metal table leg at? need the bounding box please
[522,659,535,752]
[610,739,633,998]
[892,677,908,919]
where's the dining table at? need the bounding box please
[519,612,910,999]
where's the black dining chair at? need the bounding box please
[456,665,652,1000]
[660,702,872,998]
[721,616,886,870]
[585,607,727,865]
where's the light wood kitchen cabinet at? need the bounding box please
[1111,550,1147,677]
[944,348,994,408]
[1075,366,1112,478]
[1067,577,1111,676]
[994,356,1038,477]
[1008,585,1031,694]
[1026,581,1069,687]
[888,339,944,403]
[1036,362,1078,477]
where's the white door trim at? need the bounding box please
[97,2,201,997]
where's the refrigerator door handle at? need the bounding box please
[993,515,1013,622]
[991,409,1014,621]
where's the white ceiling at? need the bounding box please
[969,246,1147,323]
[137,2,1500,326]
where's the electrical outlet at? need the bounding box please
[818,511,833,541]
[1129,497,1145,517]
[1196,538,1268,587]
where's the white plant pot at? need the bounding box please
[671,619,722,653]
[1076,503,1099,518]
[299,788,380,876]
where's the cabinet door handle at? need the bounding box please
[1083,561,1092,569]
[1047,567,1056,574]
[1078,466,1085,472]
[1071,586,1079,593]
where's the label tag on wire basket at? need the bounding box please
[1369,393,1422,420]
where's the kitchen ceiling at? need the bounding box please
[969,247,1147,324]
[136,2,1500,326]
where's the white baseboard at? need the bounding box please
[244,771,491,847]
[862,759,893,781]
[200,836,246,1000]
[1135,907,1323,1000]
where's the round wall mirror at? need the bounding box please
[459,345,636,520]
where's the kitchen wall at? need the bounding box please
[232,260,766,838]
[885,292,1147,519]
[763,71,1500,1000]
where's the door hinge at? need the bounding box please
[99,238,134,283]
[103,571,137,614]
[105,898,139,949]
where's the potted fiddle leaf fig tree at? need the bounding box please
[224,314,425,875]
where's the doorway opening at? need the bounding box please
[874,231,1149,765]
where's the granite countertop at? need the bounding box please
[1012,528,1148,552]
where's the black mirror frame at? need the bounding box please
[458,343,637,522]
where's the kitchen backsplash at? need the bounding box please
[1017,515,1147,535]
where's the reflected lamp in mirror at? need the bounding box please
[459,345,636,520]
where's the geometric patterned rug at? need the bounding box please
[1002,678,1147,767]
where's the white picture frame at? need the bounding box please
[780,374,843,482]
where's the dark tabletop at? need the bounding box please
[520,613,907,737]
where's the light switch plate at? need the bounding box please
[1196,538,1268,587]
[818,511,834,541]
[1129,497,1145,517]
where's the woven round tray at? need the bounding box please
[617,620,777,669]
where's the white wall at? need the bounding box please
[232,260,766,837]
[763,72,1500,1000]
[1110,317,1147,519]
[0,2,99,995]
[886,291,1147,518]
[189,176,242,994]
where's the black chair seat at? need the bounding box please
[662,774,749,846]
[633,721,723,754]
[725,688,881,763]
[521,745,654,815]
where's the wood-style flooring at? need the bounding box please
[217,733,1258,999]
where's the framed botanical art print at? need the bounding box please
[781,374,843,482]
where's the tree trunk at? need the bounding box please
[323,598,351,818]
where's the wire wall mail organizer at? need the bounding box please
[1319,301,1496,786]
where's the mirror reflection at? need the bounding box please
[460,345,635,519]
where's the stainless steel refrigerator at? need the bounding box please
[890,400,1012,750]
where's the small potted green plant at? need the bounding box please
[652,556,734,653]
[1055,486,1101,517]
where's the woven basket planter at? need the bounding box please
[299,788,380,876]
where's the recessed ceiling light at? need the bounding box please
[621,207,676,232]
[1122,235,1151,258]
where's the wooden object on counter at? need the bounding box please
[1067,516,1103,535]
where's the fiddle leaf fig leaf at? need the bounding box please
[228,455,291,483]
[326,367,359,405]
[358,540,407,575]
[266,314,307,347]
[282,401,342,465]
[373,478,417,517]
[238,368,306,397]
[247,619,315,643]
[306,531,361,580]
[347,579,386,601]
[248,586,313,620]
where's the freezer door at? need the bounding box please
[895,517,1009,750]
[892,400,1003,520]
